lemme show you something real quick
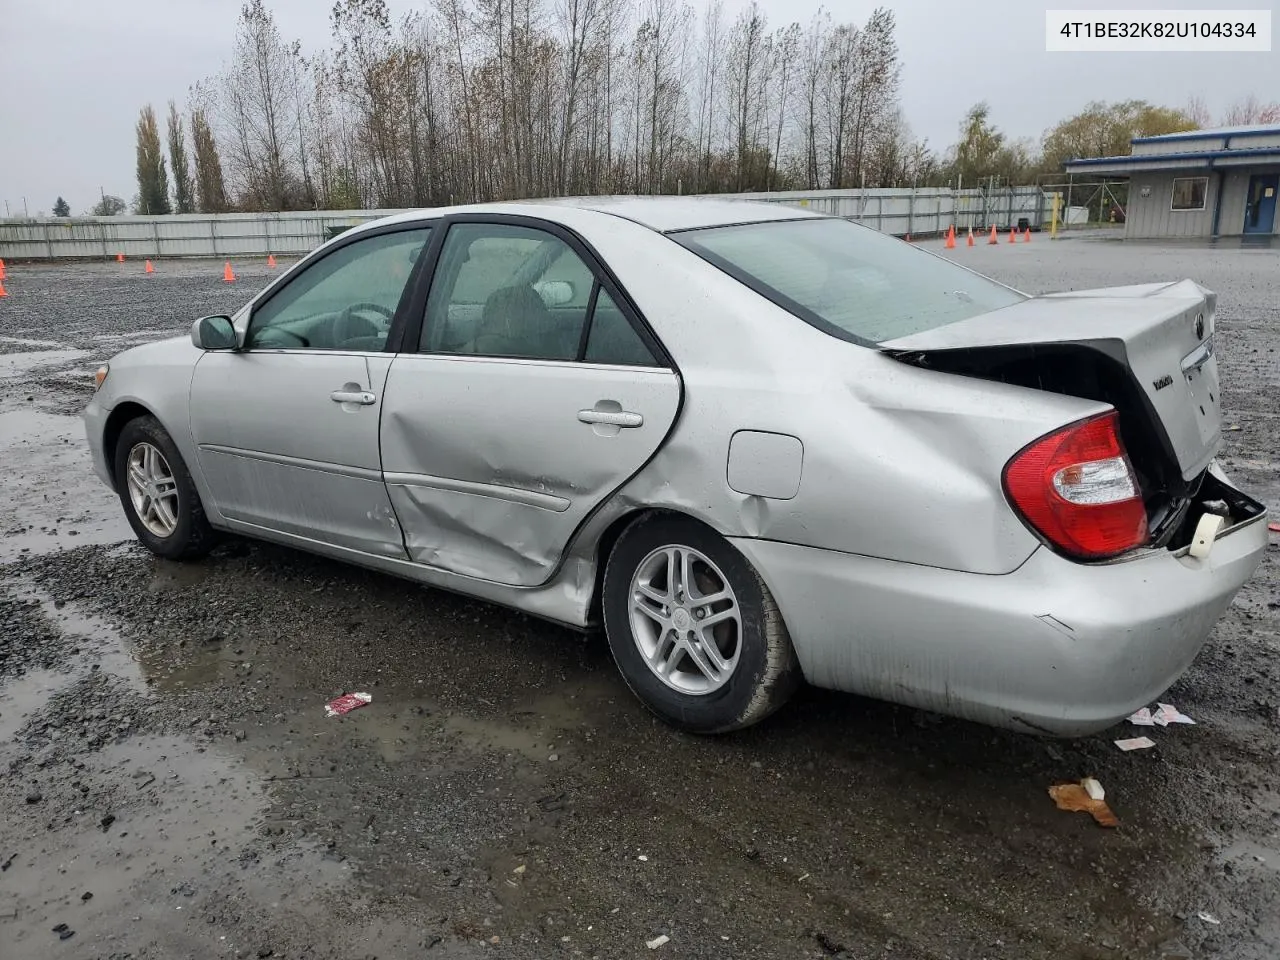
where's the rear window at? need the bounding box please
[673,218,1026,344]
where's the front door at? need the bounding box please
[379,218,681,586]
[1244,174,1278,234]
[190,226,432,557]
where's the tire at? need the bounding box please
[602,514,801,734]
[113,415,217,560]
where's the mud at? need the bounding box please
[0,247,1277,960]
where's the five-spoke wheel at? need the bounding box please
[114,415,217,560]
[603,514,800,734]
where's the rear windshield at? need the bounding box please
[673,217,1026,344]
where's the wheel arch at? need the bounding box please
[587,506,732,628]
[102,401,158,486]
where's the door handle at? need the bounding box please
[578,408,643,428]
[331,389,377,405]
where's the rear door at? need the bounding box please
[379,217,681,586]
[190,226,432,557]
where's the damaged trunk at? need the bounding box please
[881,279,1259,550]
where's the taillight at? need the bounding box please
[1003,411,1148,560]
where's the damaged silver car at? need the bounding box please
[83,198,1268,737]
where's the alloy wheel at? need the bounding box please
[628,544,743,695]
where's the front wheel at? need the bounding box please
[602,514,801,734]
[114,415,217,560]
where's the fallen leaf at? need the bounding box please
[1049,782,1119,828]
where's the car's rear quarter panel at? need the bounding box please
[563,212,1105,576]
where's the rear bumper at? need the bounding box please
[732,492,1267,737]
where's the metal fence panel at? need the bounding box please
[0,192,1048,261]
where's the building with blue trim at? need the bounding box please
[1064,124,1280,238]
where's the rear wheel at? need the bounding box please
[114,415,216,560]
[602,514,801,734]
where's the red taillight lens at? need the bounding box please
[1003,411,1149,560]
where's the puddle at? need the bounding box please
[442,713,553,760]
[0,349,87,379]
[0,667,80,741]
[1220,837,1280,873]
[2,735,274,960]
[440,680,610,762]
[0,336,69,349]
[0,592,354,960]
[20,585,149,691]
[7,579,231,696]
[0,408,132,561]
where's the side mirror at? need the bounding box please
[534,279,575,307]
[190,315,238,351]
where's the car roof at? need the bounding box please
[364,196,827,235]
[529,196,826,232]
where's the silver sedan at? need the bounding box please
[83,198,1268,736]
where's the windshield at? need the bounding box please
[674,218,1026,344]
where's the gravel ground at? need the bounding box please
[0,242,1277,960]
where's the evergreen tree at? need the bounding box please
[135,105,172,214]
[53,197,71,217]
[167,101,195,213]
[191,106,229,213]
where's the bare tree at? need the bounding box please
[178,0,926,205]
[724,2,769,190]
[1184,95,1213,128]
[800,9,831,188]
[1221,94,1280,125]
[217,0,303,209]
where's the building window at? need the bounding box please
[1171,177,1208,211]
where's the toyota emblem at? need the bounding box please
[1195,313,1205,339]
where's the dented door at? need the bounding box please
[378,356,679,585]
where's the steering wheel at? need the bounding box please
[333,301,395,345]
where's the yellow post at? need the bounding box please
[1050,193,1060,239]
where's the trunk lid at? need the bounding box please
[881,279,1222,483]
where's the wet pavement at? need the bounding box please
[0,247,1278,960]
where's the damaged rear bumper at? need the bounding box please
[732,477,1267,737]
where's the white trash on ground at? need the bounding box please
[1115,736,1157,752]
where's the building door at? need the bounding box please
[1244,174,1278,234]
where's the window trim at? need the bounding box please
[399,213,673,369]
[1170,176,1209,212]
[243,221,437,354]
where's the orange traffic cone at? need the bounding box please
[267,254,277,268]
[0,279,7,298]
[945,224,956,249]
[967,227,975,247]
[116,252,125,263]
[223,261,236,282]
[0,259,6,280]
[988,225,998,245]
[1007,227,1016,244]
[145,259,155,274]
[904,232,912,242]
[1022,227,1031,243]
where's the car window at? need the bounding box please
[674,218,1025,344]
[247,228,431,352]
[584,290,658,366]
[422,223,594,360]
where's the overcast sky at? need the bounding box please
[0,0,1275,215]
